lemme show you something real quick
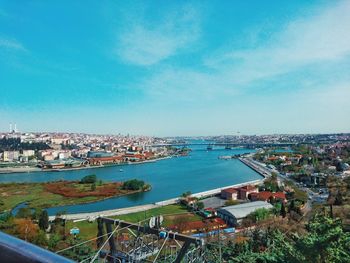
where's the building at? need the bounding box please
[221,188,238,200]
[237,185,258,199]
[21,150,35,157]
[2,151,20,162]
[88,156,123,165]
[221,184,258,200]
[217,201,273,226]
[249,191,286,203]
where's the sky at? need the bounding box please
[0,0,349,136]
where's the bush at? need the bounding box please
[80,175,97,184]
[122,179,145,191]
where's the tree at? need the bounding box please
[181,191,192,198]
[280,202,286,218]
[13,218,38,242]
[247,208,271,223]
[288,199,295,213]
[80,174,97,184]
[16,207,32,218]
[38,210,49,230]
[122,179,145,190]
[196,201,204,210]
[34,230,48,246]
[90,183,96,191]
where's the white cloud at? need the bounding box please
[116,5,200,66]
[142,1,350,100]
[206,0,350,81]
[0,37,26,52]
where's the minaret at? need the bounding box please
[14,123,17,133]
[9,123,12,133]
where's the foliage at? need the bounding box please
[33,230,48,246]
[247,208,272,223]
[80,174,97,184]
[60,236,93,261]
[16,207,33,218]
[196,201,204,210]
[263,173,281,192]
[181,191,192,198]
[38,210,49,230]
[207,214,350,263]
[13,218,39,242]
[280,202,286,218]
[122,179,145,191]
[0,137,50,151]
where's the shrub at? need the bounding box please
[80,175,97,184]
[122,179,145,191]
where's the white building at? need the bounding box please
[2,151,20,162]
[21,150,35,157]
[217,201,273,226]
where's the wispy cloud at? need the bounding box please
[0,37,26,52]
[116,5,200,66]
[141,1,350,100]
[205,0,350,83]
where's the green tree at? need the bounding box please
[280,202,286,218]
[196,201,204,210]
[38,210,49,230]
[122,179,145,190]
[34,230,48,246]
[80,174,97,184]
[181,191,192,198]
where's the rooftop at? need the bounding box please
[218,201,273,219]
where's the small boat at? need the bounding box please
[119,169,124,172]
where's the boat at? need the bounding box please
[207,144,213,151]
[119,169,123,172]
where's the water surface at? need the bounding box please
[1,146,262,215]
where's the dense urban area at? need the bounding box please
[0,129,349,262]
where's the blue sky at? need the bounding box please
[0,0,349,136]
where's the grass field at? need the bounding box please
[65,204,202,241]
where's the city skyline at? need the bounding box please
[1,1,350,136]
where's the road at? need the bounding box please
[241,156,324,216]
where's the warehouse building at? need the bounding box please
[217,201,273,226]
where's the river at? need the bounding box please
[0,145,262,215]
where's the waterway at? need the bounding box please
[0,145,262,215]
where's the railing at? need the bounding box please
[0,231,74,263]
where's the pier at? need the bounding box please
[238,157,272,178]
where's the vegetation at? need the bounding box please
[181,191,192,198]
[80,174,97,184]
[122,179,149,191]
[0,137,50,151]
[0,177,151,212]
[207,214,350,263]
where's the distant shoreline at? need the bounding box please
[0,156,172,175]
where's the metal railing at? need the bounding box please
[0,231,74,263]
